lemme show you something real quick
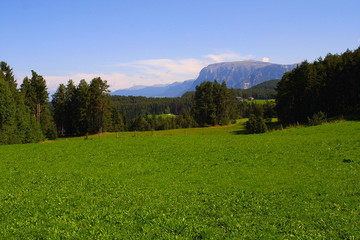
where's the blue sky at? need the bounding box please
[2,0,359,92]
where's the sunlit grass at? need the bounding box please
[56,120,248,141]
[0,121,359,238]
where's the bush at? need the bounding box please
[219,117,230,126]
[307,111,327,126]
[246,114,267,134]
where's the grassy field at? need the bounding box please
[0,121,359,238]
[252,99,275,104]
[59,119,249,141]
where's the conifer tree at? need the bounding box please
[30,71,48,122]
[52,84,67,136]
[0,77,16,144]
[21,71,56,139]
[65,80,77,136]
[192,80,237,126]
[1,61,18,98]
[20,77,34,110]
[0,62,44,144]
[75,79,90,135]
[89,77,110,133]
[192,81,216,126]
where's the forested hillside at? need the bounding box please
[233,79,280,99]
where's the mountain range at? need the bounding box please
[110,60,297,97]
[111,79,194,97]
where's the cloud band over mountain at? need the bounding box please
[42,52,254,93]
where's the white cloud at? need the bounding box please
[124,58,206,82]
[44,52,253,93]
[262,57,270,63]
[45,72,148,94]
[204,53,250,63]
[131,58,203,76]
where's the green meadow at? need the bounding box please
[58,119,249,141]
[252,99,275,104]
[0,121,359,239]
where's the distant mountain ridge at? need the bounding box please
[111,80,194,97]
[191,60,297,90]
[111,60,297,97]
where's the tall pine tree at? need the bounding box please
[0,62,44,144]
[52,84,67,136]
[89,77,110,133]
[21,71,56,139]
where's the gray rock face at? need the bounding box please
[191,60,297,90]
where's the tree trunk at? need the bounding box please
[36,103,41,123]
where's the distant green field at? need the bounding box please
[0,121,359,238]
[58,120,248,141]
[252,99,275,104]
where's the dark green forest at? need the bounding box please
[110,94,193,122]
[276,47,360,124]
[51,78,123,137]
[0,62,52,144]
[191,80,238,126]
[234,79,280,99]
[0,64,125,143]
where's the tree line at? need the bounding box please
[191,80,238,126]
[53,78,244,135]
[129,114,197,131]
[276,47,360,124]
[0,62,54,144]
[109,80,278,130]
[125,80,271,130]
[116,94,275,131]
[52,78,123,137]
[110,79,279,126]
[110,94,193,124]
